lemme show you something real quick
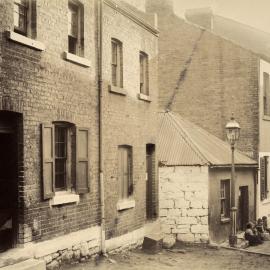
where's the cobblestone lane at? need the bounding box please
[63,246,270,270]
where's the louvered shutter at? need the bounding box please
[76,127,89,194]
[260,157,266,200]
[41,124,55,199]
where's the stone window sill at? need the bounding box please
[137,93,152,102]
[263,115,270,121]
[50,192,80,207]
[117,199,135,211]
[109,85,127,96]
[63,51,91,67]
[7,31,45,51]
[220,217,230,224]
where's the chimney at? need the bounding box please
[185,7,213,30]
[145,0,174,14]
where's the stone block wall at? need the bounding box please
[159,166,209,243]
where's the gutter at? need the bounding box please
[98,0,106,255]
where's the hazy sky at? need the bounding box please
[173,0,270,34]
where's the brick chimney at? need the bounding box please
[145,0,174,14]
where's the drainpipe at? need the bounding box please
[98,0,106,255]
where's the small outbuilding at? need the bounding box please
[158,112,257,244]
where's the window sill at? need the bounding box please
[220,217,230,224]
[137,93,152,102]
[117,199,135,211]
[109,85,127,96]
[50,192,80,206]
[63,51,91,67]
[7,31,45,51]
[262,115,270,121]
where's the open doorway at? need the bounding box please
[0,112,20,252]
[146,144,156,219]
[238,186,249,231]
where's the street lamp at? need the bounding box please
[225,115,240,247]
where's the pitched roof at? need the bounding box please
[158,111,257,167]
[212,15,270,62]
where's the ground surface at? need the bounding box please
[63,246,270,270]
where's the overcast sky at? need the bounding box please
[173,0,270,34]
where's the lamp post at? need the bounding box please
[225,116,240,247]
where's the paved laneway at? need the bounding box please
[62,246,270,270]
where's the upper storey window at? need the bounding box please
[68,1,84,56]
[263,72,270,116]
[14,0,27,35]
[13,0,36,38]
[111,39,123,88]
[140,52,149,96]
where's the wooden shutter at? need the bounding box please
[41,124,55,199]
[260,156,267,200]
[76,127,89,194]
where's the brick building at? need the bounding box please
[146,1,270,223]
[0,0,158,268]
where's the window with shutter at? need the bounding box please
[41,124,55,199]
[41,122,89,201]
[76,127,89,194]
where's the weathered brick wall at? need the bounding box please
[0,0,100,245]
[159,166,209,244]
[102,2,159,239]
[146,2,259,159]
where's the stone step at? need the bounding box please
[0,259,45,270]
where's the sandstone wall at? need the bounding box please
[159,166,209,243]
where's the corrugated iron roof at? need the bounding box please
[158,111,257,167]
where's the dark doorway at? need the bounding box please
[146,144,155,219]
[0,112,19,252]
[239,186,249,231]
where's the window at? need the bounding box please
[13,0,36,37]
[260,156,269,200]
[118,146,133,200]
[140,52,149,95]
[41,123,89,199]
[220,179,230,219]
[263,72,270,116]
[68,1,84,55]
[111,39,123,88]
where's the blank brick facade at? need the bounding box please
[146,1,259,159]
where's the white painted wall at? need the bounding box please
[159,166,209,243]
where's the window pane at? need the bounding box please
[68,36,77,54]
[14,2,27,34]
[55,159,66,190]
[118,146,132,199]
[68,4,78,37]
